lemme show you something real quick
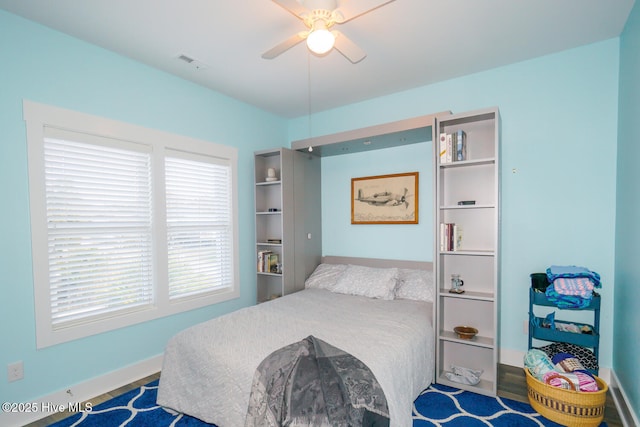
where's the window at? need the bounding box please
[44,131,154,328]
[24,101,239,348]
[164,152,234,299]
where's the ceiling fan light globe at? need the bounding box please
[306,28,335,55]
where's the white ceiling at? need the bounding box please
[0,0,634,118]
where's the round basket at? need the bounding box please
[524,368,608,427]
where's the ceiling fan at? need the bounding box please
[262,0,395,63]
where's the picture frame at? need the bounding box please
[351,172,419,224]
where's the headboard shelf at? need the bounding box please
[291,111,450,157]
[322,255,432,271]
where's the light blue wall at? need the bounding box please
[0,10,287,403]
[321,142,433,261]
[615,1,640,421]
[290,39,620,369]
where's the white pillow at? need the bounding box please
[305,263,347,290]
[395,268,434,302]
[332,264,399,300]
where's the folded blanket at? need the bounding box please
[546,265,601,288]
[552,277,595,298]
[245,335,389,427]
[545,286,591,309]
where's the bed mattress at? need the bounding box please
[157,288,434,426]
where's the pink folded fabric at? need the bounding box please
[553,277,594,298]
[543,371,599,392]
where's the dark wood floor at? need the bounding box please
[27,365,622,426]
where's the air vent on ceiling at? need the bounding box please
[176,54,209,70]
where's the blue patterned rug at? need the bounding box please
[49,380,605,426]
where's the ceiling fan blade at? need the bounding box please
[262,32,307,59]
[332,30,366,63]
[272,0,309,18]
[333,0,395,23]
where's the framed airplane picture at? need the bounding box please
[351,172,419,224]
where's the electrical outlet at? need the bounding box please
[8,361,23,382]
[523,319,529,335]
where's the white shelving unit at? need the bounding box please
[254,149,289,303]
[254,147,321,303]
[434,107,500,396]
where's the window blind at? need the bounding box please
[165,153,233,300]
[44,132,153,328]
[26,101,239,347]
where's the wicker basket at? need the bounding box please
[524,368,608,427]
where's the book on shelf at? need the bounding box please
[439,133,447,164]
[257,250,280,273]
[453,224,463,251]
[455,130,467,161]
[440,222,463,252]
[257,250,270,272]
[267,253,279,274]
[438,131,467,163]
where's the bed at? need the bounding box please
[157,256,435,426]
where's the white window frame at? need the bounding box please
[24,100,239,348]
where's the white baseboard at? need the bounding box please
[609,370,640,427]
[0,354,163,427]
[499,347,526,369]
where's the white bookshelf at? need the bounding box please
[254,148,321,303]
[434,107,500,396]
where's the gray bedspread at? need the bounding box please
[157,288,434,426]
[245,335,389,427]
